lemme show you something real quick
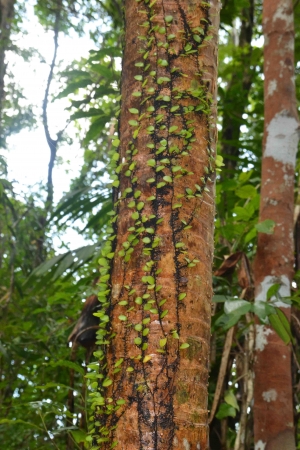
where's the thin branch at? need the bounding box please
[234,314,254,450]
[209,326,235,424]
[42,0,63,211]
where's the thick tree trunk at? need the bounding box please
[92,0,220,448]
[253,1,299,449]
[0,0,15,131]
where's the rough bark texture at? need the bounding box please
[253,1,299,449]
[0,0,15,130]
[92,0,220,449]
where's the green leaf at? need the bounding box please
[233,206,254,221]
[253,301,276,320]
[91,64,114,79]
[224,299,251,317]
[216,403,236,420]
[118,315,127,321]
[215,154,224,167]
[255,219,275,234]
[70,107,105,120]
[157,76,170,84]
[55,78,92,99]
[102,378,113,387]
[267,283,281,300]
[129,108,139,114]
[84,115,111,142]
[224,390,239,411]
[0,418,43,431]
[269,307,292,344]
[158,59,168,67]
[212,295,231,303]
[160,310,168,319]
[235,184,257,199]
[160,338,167,347]
[180,343,190,349]
[115,358,124,367]
[70,430,86,443]
[169,126,178,133]
[118,300,128,306]
[50,360,85,375]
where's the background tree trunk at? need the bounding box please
[93,0,220,448]
[0,0,15,132]
[221,0,254,174]
[253,1,299,448]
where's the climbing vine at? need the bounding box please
[86,0,220,448]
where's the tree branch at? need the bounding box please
[42,0,63,211]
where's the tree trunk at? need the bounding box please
[92,0,220,448]
[221,0,254,174]
[0,0,15,132]
[253,1,299,449]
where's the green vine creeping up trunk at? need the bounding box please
[87,1,220,448]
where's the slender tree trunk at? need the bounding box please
[0,0,15,133]
[253,1,299,449]
[92,0,220,448]
[221,0,254,174]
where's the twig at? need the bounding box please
[39,411,60,450]
[209,325,235,423]
[234,314,254,450]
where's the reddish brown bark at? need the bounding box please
[92,0,220,448]
[253,0,299,448]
